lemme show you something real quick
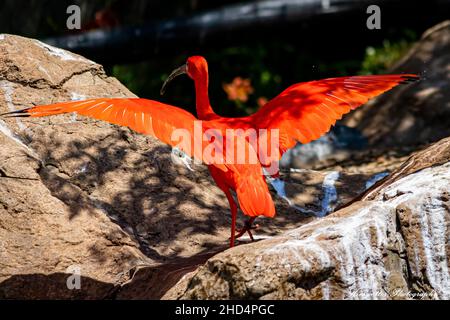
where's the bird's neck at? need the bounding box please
[194,73,218,120]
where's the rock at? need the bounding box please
[352,136,450,203]
[280,125,367,170]
[344,20,450,148]
[164,136,450,300]
[0,34,149,299]
[0,34,373,299]
[0,34,229,299]
[2,31,448,300]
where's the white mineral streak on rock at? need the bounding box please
[0,81,27,131]
[34,40,92,63]
[70,92,87,101]
[38,65,52,80]
[0,34,5,40]
[318,171,340,217]
[254,255,263,269]
[375,163,450,299]
[68,92,88,122]
[266,205,389,299]
[171,147,194,171]
[365,171,389,190]
[268,178,287,199]
[270,171,340,217]
[75,163,88,174]
[335,206,388,300]
[267,177,294,207]
[289,168,310,173]
[0,81,41,160]
[0,119,40,161]
[419,197,449,298]
[264,162,450,299]
[415,87,439,98]
[238,234,272,241]
[321,281,330,299]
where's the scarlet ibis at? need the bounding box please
[2,55,419,247]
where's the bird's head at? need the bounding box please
[160,56,208,95]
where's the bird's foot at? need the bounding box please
[235,218,258,242]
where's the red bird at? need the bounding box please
[3,56,419,247]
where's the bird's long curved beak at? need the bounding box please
[160,64,187,95]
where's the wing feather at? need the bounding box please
[250,74,419,158]
[7,98,230,170]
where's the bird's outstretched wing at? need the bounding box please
[3,97,276,218]
[3,98,228,171]
[249,74,419,161]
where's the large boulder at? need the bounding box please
[164,137,450,300]
[1,27,448,300]
[0,34,373,299]
[344,20,450,148]
[0,35,150,299]
[0,34,232,298]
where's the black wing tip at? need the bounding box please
[0,108,31,118]
[400,74,421,84]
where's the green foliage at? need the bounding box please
[112,64,167,96]
[359,39,415,75]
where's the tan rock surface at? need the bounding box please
[165,146,450,299]
[1,30,448,300]
[0,34,368,299]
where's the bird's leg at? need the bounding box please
[235,217,258,241]
[224,190,238,247]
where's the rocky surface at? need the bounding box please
[0,25,449,300]
[163,22,450,300]
[0,34,373,299]
[165,140,450,299]
[344,20,450,148]
[0,34,148,299]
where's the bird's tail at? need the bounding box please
[236,169,275,218]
